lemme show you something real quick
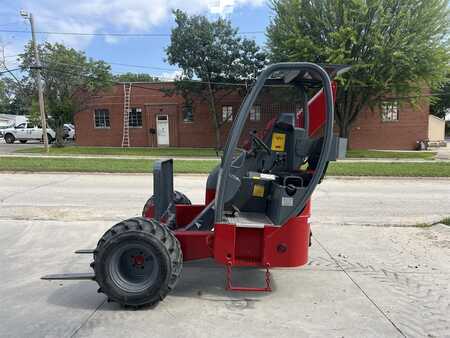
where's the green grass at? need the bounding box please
[441,217,450,226]
[1,157,450,176]
[346,149,436,159]
[327,162,450,177]
[17,146,437,160]
[0,157,219,173]
[15,146,218,157]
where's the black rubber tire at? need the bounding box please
[47,134,54,144]
[142,190,191,217]
[4,133,15,144]
[19,140,27,144]
[93,217,182,307]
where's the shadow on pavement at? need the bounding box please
[44,259,273,311]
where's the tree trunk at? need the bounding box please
[206,78,221,149]
[338,120,351,139]
[55,124,65,147]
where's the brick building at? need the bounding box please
[74,82,429,150]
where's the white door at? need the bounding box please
[14,123,27,139]
[156,115,170,146]
[30,125,42,139]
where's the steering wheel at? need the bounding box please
[250,132,271,155]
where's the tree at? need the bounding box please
[267,0,450,138]
[166,10,267,148]
[0,76,35,116]
[19,42,113,146]
[430,80,450,119]
[28,99,41,126]
[114,73,160,82]
[0,78,9,114]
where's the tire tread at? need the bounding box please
[94,217,182,307]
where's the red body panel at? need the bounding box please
[205,188,215,205]
[175,204,205,228]
[175,231,213,261]
[213,201,311,268]
[298,81,337,135]
[144,204,205,228]
[148,200,312,268]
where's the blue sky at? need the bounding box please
[0,0,272,79]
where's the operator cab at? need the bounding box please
[155,63,349,231]
[215,64,349,226]
[224,113,341,226]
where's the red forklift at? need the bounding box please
[43,62,348,307]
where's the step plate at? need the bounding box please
[41,272,95,281]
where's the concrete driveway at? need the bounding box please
[0,173,449,338]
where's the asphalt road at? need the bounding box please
[0,138,42,153]
[0,173,449,338]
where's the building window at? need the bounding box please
[381,101,399,122]
[129,108,142,127]
[250,105,261,121]
[183,105,194,123]
[94,109,110,128]
[222,105,233,122]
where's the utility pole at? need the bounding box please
[20,10,49,152]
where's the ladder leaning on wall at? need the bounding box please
[122,83,132,147]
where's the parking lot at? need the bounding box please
[0,173,449,337]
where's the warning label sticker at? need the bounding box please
[271,133,286,152]
[252,184,265,197]
[281,197,294,207]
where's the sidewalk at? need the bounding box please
[2,152,450,163]
[435,139,450,160]
[0,153,220,161]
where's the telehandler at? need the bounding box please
[43,62,348,307]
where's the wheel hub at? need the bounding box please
[132,255,145,266]
[109,243,159,293]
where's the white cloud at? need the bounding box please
[18,0,264,46]
[104,35,120,44]
[0,0,263,75]
[159,69,182,81]
[0,38,25,69]
[209,0,264,16]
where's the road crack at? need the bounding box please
[313,235,407,337]
[70,298,107,338]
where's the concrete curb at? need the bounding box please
[325,175,450,181]
[0,171,449,179]
[3,153,450,163]
[1,154,220,161]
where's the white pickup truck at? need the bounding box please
[2,122,56,144]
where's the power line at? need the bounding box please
[8,60,450,99]
[19,66,450,98]
[107,61,177,72]
[17,56,450,91]
[0,29,266,37]
[0,21,22,27]
[41,59,177,72]
[0,67,21,75]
